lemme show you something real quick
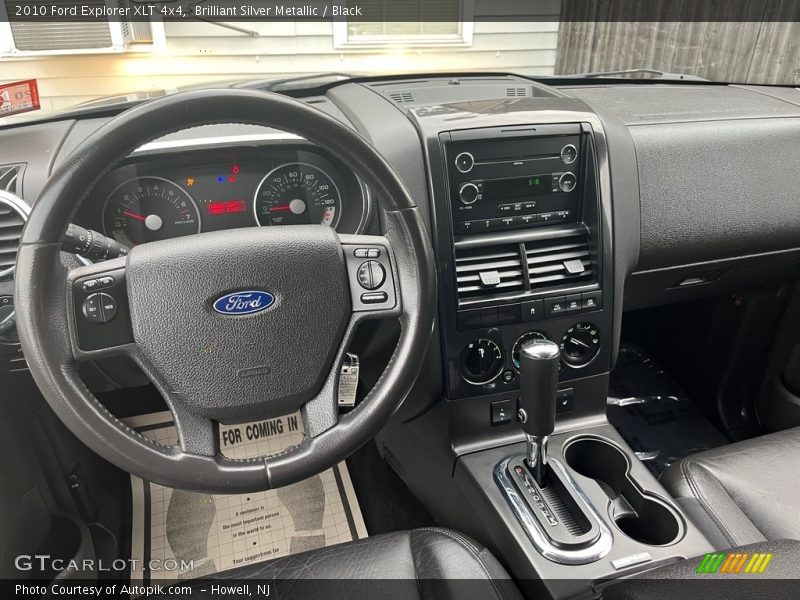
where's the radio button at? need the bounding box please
[498,204,513,213]
[458,182,480,205]
[455,152,475,173]
[560,144,578,164]
[559,172,577,193]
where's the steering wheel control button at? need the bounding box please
[560,144,578,164]
[354,248,369,258]
[558,172,577,193]
[81,278,100,292]
[357,260,385,290]
[97,275,115,288]
[99,293,118,323]
[490,398,513,426]
[360,291,388,304]
[81,292,118,324]
[82,294,103,323]
[367,248,381,258]
[455,151,475,173]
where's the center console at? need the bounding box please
[372,88,714,600]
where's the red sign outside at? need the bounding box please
[0,79,41,117]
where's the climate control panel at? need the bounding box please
[458,323,601,389]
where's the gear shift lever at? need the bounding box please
[517,339,560,486]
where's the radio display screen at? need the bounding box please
[484,174,550,200]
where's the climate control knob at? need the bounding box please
[561,323,600,367]
[458,182,480,205]
[460,338,504,385]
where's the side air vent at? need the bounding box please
[0,164,23,196]
[506,87,527,97]
[525,235,593,290]
[456,244,524,303]
[0,191,30,280]
[388,91,415,104]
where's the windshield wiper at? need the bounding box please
[556,68,708,81]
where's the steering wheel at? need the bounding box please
[15,90,435,493]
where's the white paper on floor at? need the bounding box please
[126,411,367,585]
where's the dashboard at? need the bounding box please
[74,142,369,246]
[3,74,800,421]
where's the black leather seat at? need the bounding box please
[662,427,800,549]
[171,528,523,599]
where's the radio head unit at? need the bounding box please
[447,129,582,234]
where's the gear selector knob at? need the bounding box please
[517,339,560,485]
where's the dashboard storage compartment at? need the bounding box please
[564,437,682,546]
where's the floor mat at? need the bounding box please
[608,343,729,477]
[125,412,367,585]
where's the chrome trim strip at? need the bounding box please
[494,455,614,565]
[0,190,31,279]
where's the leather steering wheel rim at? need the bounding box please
[15,90,436,493]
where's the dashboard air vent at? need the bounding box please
[0,191,30,280]
[506,87,527,97]
[388,91,415,104]
[0,164,23,195]
[524,235,593,290]
[455,244,524,303]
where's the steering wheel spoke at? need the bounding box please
[65,258,135,361]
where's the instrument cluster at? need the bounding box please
[77,144,368,246]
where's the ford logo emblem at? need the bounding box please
[212,290,275,316]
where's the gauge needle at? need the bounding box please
[122,210,147,222]
[270,204,291,212]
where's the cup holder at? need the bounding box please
[564,437,682,546]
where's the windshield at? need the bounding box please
[2,3,799,125]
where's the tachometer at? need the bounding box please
[254,163,341,227]
[102,176,200,246]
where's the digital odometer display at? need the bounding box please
[484,174,550,199]
[253,163,340,227]
[207,200,247,215]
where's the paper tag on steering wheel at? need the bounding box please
[337,353,359,407]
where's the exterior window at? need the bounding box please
[334,0,474,48]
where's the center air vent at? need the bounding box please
[456,244,524,303]
[525,235,593,290]
[0,191,30,280]
[388,91,415,104]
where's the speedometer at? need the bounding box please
[253,163,341,227]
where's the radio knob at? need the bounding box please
[558,172,577,193]
[458,182,480,205]
[560,144,578,164]
[455,152,475,173]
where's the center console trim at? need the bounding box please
[495,455,614,565]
